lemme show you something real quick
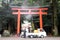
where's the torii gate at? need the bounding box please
[12,8,48,36]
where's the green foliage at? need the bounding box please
[7,0,50,6]
[43,15,52,26]
[0,1,15,33]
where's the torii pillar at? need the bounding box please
[17,10,20,36]
[39,8,48,31]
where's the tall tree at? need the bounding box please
[52,0,58,36]
[0,0,15,33]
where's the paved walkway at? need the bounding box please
[0,37,60,40]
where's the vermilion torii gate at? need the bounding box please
[12,8,48,36]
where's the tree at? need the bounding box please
[0,0,15,34]
[51,0,58,36]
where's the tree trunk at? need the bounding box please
[52,0,58,36]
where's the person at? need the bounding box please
[21,20,32,38]
[23,29,26,38]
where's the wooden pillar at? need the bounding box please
[39,9,43,31]
[17,10,20,36]
[39,8,48,31]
